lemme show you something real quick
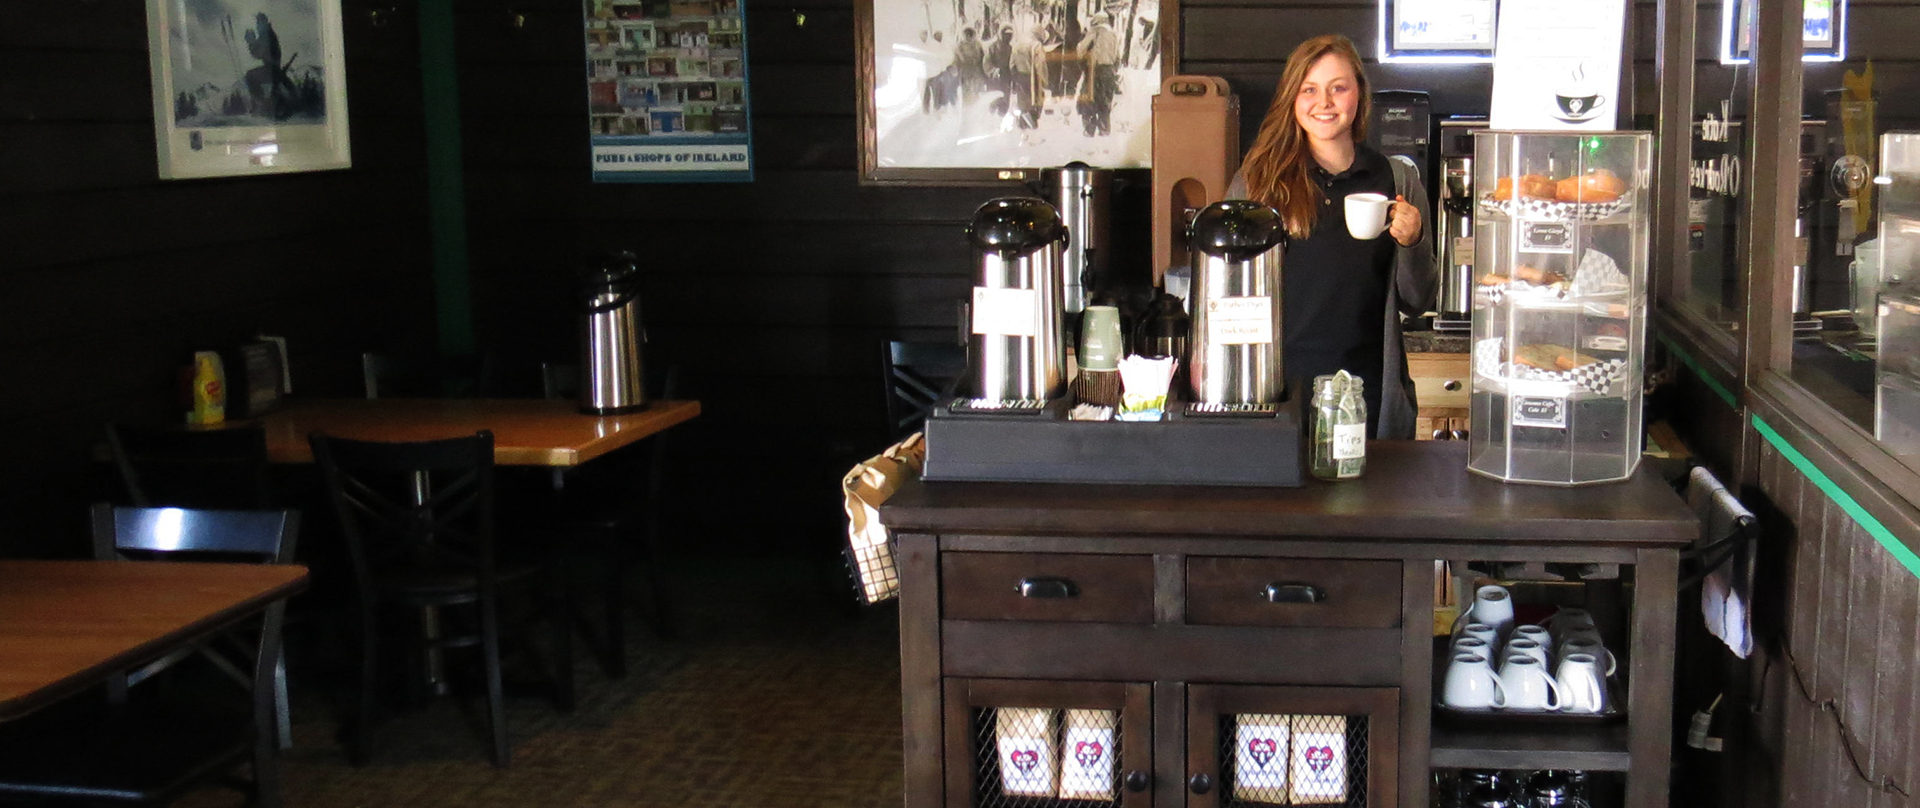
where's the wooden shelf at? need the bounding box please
[1429,721,1632,771]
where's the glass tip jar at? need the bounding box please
[1310,371,1368,480]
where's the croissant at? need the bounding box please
[1555,170,1627,203]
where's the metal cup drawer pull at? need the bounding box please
[1017,576,1079,598]
[1262,581,1327,604]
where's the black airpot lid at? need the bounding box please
[1189,200,1286,260]
[966,197,1065,256]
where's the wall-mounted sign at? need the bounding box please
[585,0,754,183]
[1489,0,1626,131]
[1720,0,1849,64]
[1378,0,1498,63]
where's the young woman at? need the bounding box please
[1227,34,1436,439]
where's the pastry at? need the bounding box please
[1514,343,1599,371]
[1555,170,1627,203]
[1493,174,1557,202]
[1478,272,1509,286]
[1513,265,1567,286]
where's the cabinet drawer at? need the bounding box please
[942,552,1154,623]
[1186,557,1401,629]
[1408,352,1470,409]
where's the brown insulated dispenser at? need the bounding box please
[1152,76,1240,287]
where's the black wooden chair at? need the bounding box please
[0,504,298,808]
[882,340,967,440]
[310,430,571,769]
[362,351,498,399]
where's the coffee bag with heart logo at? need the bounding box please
[1057,709,1117,800]
[1287,715,1348,804]
[994,707,1057,797]
[1231,713,1289,804]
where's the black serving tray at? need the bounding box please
[921,394,1304,487]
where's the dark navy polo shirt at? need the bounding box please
[1283,144,1396,428]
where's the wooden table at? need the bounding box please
[238,398,702,466]
[0,560,309,722]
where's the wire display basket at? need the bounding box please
[1217,713,1369,806]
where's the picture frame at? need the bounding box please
[1379,0,1498,64]
[585,0,755,183]
[1720,0,1848,64]
[856,0,1180,185]
[144,0,352,179]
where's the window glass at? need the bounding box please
[1785,1,1920,465]
[1675,1,1759,334]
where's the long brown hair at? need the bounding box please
[1239,35,1372,240]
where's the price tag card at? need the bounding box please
[1206,296,1274,345]
[971,287,1039,337]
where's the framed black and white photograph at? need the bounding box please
[144,0,352,179]
[856,0,1179,185]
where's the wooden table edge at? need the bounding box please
[0,564,310,723]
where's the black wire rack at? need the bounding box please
[1216,713,1369,807]
[971,707,1124,807]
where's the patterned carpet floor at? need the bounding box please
[190,560,905,808]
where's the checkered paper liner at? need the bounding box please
[1474,337,1631,396]
[1479,193,1633,222]
[1475,250,1630,309]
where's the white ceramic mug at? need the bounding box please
[1443,653,1507,710]
[1511,624,1553,652]
[1556,652,1610,713]
[1504,637,1550,667]
[1453,586,1516,639]
[1345,193,1391,240]
[1451,636,1492,658]
[1454,622,1500,649]
[1544,608,1594,641]
[1498,656,1562,712]
[1556,637,1618,676]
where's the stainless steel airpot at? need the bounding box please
[965,197,1068,403]
[1187,201,1287,406]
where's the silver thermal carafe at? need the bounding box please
[966,198,1068,403]
[1187,201,1286,406]
[1042,162,1111,316]
[579,251,648,414]
[1436,119,1486,329]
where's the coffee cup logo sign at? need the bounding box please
[1247,738,1277,768]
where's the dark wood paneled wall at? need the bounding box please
[455,0,1662,553]
[0,0,435,556]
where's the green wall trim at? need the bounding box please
[421,0,474,357]
[1658,333,1737,409]
[1752,414,1920,579]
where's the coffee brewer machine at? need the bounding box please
[1041,162,1111,317]
[1435,118,1488,329]
[965,198,1069,404]
[1187,201,1286,408]
[1369,90,1435,209]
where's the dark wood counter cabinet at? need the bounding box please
[880,440,1696,808]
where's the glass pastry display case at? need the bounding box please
[1468,131,1652,486]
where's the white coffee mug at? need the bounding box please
[1453,586,1516,639]
[1451,636,1492,658]
[1443,653,1506,710]
[1454,622,1500,649]
[1504,637,1550,667]
[1345,193,1392,240]
[1556,637,1618,676]
[1544,608,1593,640]
[1511,624,1553,652]
[1498,656,1561,712]
[1557,652,1610,713]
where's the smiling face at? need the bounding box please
[1293,52,1361,146]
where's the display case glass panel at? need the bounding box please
[1468,131,1652,486]
[1675,0,1757,337]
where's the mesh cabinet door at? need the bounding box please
[1186,685,1399,808]
[942,679,1152,808]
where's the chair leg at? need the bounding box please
[553,570,577,712]
[350,605,377,766]
[602,540,628,678]
[255,687,284,808]
[481,594,510,769]
[275,650,293,750]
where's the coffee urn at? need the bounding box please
[1188,201,1286,406]
[1435,119,1487,329]
[1042,162,1111,316]
[966,198,1068,403]
[579,251,648,414]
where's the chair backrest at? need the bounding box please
[364,352,499,399]
[310,431,498,584]
[540,362,582,401]
[883,340,967,439]
[92,504,298,564]
[106,422,273,510]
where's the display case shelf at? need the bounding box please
[1429,722,1632,772]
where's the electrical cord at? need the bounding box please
[1778,643,1912,797]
